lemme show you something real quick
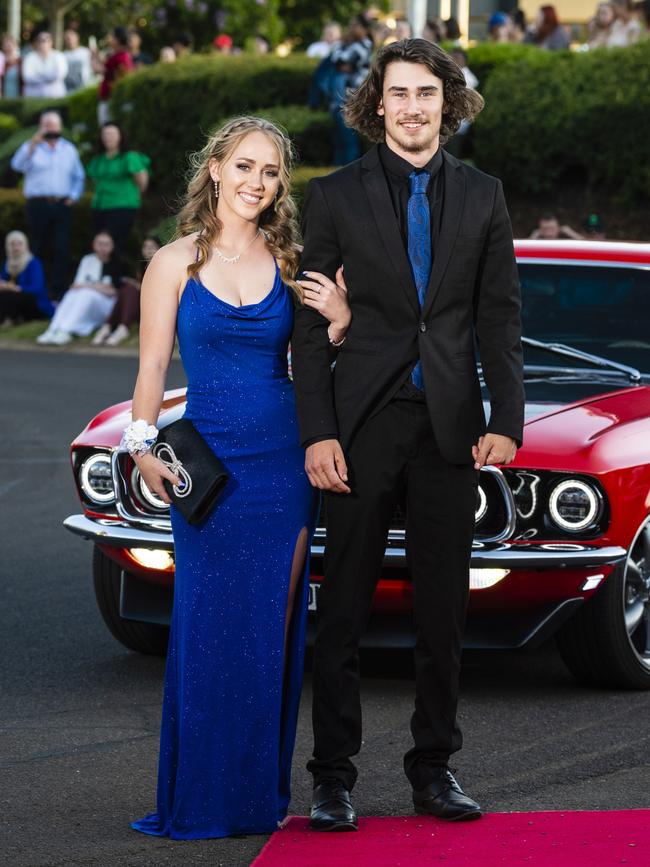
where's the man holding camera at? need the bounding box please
[11,110,85,299]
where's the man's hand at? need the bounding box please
[305,439,351,493]
[28,131,44,154]
[472,434,517,469]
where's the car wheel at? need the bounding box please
[557,518,650,689]
[93,546,169,655]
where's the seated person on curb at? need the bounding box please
[92,234,161,346]
[0,231,53,326]
[37,231,120,345]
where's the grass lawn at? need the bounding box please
[0,319,140,350]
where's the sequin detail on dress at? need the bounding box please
[131,263,316,839]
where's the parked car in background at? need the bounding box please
[65,241,650,689]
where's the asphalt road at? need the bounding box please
[2,347,650,867]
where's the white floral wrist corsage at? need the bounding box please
[121,418,159,456]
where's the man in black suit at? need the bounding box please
[292,39,524,831]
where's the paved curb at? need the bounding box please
[0,338,142,358]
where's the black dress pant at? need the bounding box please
[26,198,72,299]
[307,399,478,792]
[0,290,44,321]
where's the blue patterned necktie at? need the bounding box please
[407,170,431,390]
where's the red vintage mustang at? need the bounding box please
[65,240,650,689]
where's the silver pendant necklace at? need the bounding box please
[214,229,261,265]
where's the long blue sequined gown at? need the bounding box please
[132,262,315,840]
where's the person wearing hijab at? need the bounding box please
[0,231,53,324]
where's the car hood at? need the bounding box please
[74,379,650,474]
[72,389,187,448]
[510,382,650,472]
[516,378,647,423]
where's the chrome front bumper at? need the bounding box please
[63,513,627,569]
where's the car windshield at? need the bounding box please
[518,263,650,375]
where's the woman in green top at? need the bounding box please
[87,122,151,259]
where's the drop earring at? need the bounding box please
[214,180,220,200]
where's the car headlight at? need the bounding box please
[475,485,487,523]
[137,472,169,511]
[548,479,601,532]
[79,453,115,504]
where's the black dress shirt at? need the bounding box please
[378,143,445,401]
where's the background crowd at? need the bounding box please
[2,2,648,101]
[0,3,646,345]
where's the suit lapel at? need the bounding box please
[360,146,420,316]
[422,152,465,320]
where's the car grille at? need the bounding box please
[111,453,515,546]
[312,466,515,552]
[112,451,172,530]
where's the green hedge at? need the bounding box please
[465,43,542,89]
[0,95,69,125]
[67,85,101,156]
[250,106,332,167]
[0,189,94,261]
[473,43,650,202]
[111,54,319,190]
[0,112,19,143]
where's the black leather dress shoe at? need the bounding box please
[309,778,358,831]
[413,769,482,821]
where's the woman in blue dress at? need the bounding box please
[124,117,351,840]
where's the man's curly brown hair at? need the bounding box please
[343,38,484,145]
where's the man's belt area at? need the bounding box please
[28,196,68,203]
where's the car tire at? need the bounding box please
[93,546,169,656]
[557,521,650,689]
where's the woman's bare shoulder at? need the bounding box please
[146,233,199,279]
[153,233,199,265]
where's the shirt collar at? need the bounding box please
[379,142,443,181]
[41,138,66,152]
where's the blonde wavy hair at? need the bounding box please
[176,116,302,298]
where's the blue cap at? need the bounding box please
[488,12,509,29]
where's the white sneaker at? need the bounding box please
[36,327,56,344]
[50,329,73,345]
[91,323,112,345]
[105,324,130,346]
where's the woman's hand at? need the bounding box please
[299,267,351,343]
[133,452,182,506]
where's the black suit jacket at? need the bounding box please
[291,145,525,465]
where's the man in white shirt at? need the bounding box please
[22,31,67,98]
[11,111,85,298]
[63,29,93,92]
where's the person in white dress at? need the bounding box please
[37,232,120,345]
[22,32,67,98]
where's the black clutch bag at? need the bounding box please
[152,419,229,526]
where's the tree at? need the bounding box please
[278,0,379,49]
[32,0,84,47]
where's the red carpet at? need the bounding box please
[252,812,650,866]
